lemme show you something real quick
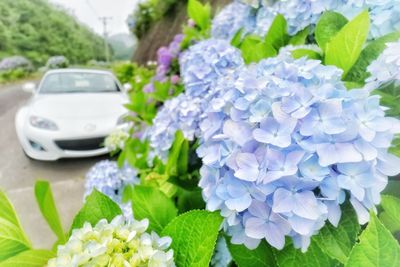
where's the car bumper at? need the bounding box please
[17,124,129,161]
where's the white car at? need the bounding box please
[15,69,130,161]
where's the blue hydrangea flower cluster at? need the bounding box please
[365,40,400,90]
[146,39,244,161]
[84,160,140,220]
[211,236,232,267]
[197,53,400,251]
[0,56,33,72]
[214,0,400,40]
[211,1,257,40]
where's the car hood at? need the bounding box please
[29,93,127,120]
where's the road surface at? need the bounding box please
[0,79,106,248]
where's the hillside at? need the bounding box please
[109,33,137,61]
[0,0,106,66]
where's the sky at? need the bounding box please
[50,0,139,35]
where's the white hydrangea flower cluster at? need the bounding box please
[48,216,175,267]
[104,128,130,152]
[365,41,400,91]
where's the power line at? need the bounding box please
[85,0,98,17]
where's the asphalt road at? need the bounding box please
[0,80,106,249]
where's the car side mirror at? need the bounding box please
[22,82,36,94]
[122,83,132,93]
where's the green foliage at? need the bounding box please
[291,48,322,60]
[162,210,223,267]
[0,250,55,267]
[314,203,360,264]
[275,239,338,267]
[129,185,178,233]
[69,190,122,234]
[346,32,400,83]
[34,181,66,244]
[264,14,289,50]
[0,190,31,262]
[227,239,277,267]
[289,27,310,45]
[325,10,370,77]
[188,0,211,32]
[166,131,189,177]
[130,0,181,38]
[379,195,400,233]
[345,213,400,267]
[0,0,106,66]
[0,69,31,84]
[241,35,277,64]
[315,11,348,52]
[373,82,400,117]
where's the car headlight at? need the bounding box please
[30,116,58,130]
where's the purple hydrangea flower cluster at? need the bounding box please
[84,160,140,220]
[0,56,33,72]
[197,53,400,251]
[146,39,244,161]
[365,40,400,90]
[46,56,69,69]
[143,34,184,93]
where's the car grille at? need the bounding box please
[55,137,105,151]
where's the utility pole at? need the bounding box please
[99,16,112,62]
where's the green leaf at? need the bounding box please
[231,28,244,48]
[187,0,211,31]
[162,210,223,267]
[315,11,348,52]
[289,27,310,45]
[0,250,55,267]
[346,32,400,82]
[373,82,400,117]
[227,239,277,267]
[345,213,400,267]
[264,14,289,50]
[314,203,360,264]
[275,239,338,267]
[379,195,400,233]
[0,190,31,261]
[131,186,177,233]
[34,180,66,244]
[241,35,277,64]
[126,90,145,114]
[176,188,205,213]
[344,81,364,90]
[325,10,370,77]
[152,81,170,102]
[291,48,322,60]
[69,190,122,233]
[166,131,188,177]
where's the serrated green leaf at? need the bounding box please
[162,210,223,267]
[346,32,400,82]
[289,27,310,45]
[188,0,211,31]
[0,250,55,267]
[315,11,348,52]
[166,131,188,177]
[69,190,122,234]
[231,28,244,48]
[314,203,360,264]
[264,14,289,50]
[241,35,277,64]
[0,190,31,261]
[34,180,66,244]
[291,48,322,60]
[131,186,177,233]
[345,213,400,267]
[152,81,170,102]
[325,10,370,77]
[227,239,277,267]
[275,239,338,267]
[379,195,400,233]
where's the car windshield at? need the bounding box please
[39,72,120,94]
